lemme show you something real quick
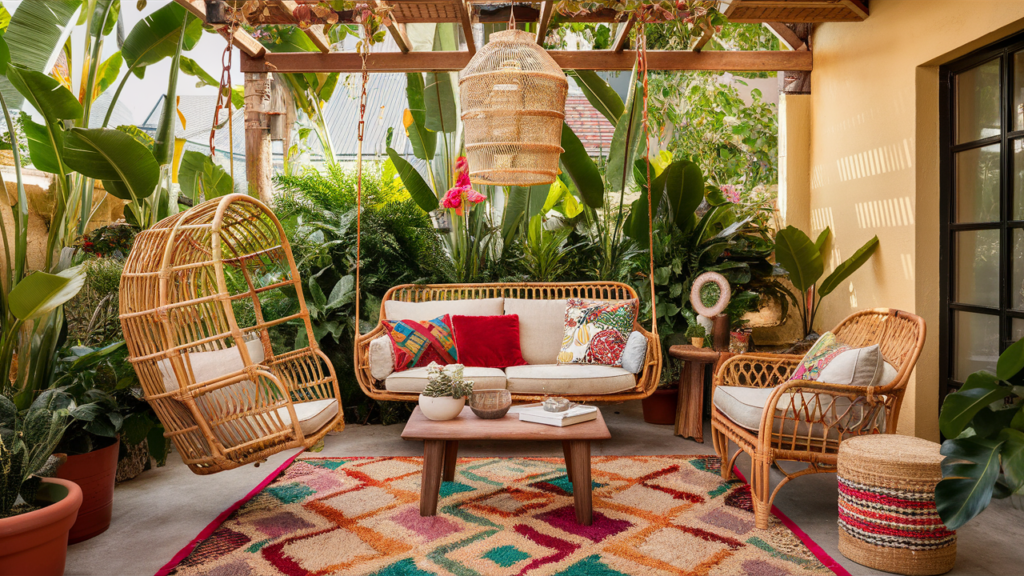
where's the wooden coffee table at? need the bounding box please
[401,405,611,525]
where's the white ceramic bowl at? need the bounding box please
[418,395,466,421]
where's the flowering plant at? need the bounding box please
[441,157,485,216]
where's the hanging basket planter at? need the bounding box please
[460,29,568,187]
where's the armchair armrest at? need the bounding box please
[758,379,892,450]
[713,353,804,391]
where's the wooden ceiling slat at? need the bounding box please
[176,0,266,57]
[241,48,811,73]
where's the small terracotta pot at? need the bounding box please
[691,337,704,348]
[0,478,82,576]
[418,395,465,421]
[641,388,679,425]
[57,437,119,543]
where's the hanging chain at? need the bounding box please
[354,26,371,338]
[637,9,657,335]
[211,18,237,182]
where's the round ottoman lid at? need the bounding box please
[839,434,943,482]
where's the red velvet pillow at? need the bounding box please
[451,314,529,369]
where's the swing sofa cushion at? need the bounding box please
[557,299,638,366]
[384,315,459,370]
[503,298,568,365]
[384,366,507,393]
[369,335,397,380]
[384,298,505,322]
[451,314,528,369]
[504,364,636,395]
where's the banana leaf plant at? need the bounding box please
[774,225,879,338]
[936,337,1024,530]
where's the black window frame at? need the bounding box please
[940,31,1024,403]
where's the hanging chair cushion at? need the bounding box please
[384,366,507,393]
[503,299,567,365]
[384,315,459,371]
[384,298,505,322]
[451,314,528,369]
[557,299,638,367]
[156,338,266,393]
[504,364,636,395]
[276,398,339,436]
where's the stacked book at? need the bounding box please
[516,404,599,427]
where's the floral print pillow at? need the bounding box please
[557,299,638,366]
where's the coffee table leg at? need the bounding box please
[561,441,574,483]
[442,440,459,482]
[421,440,445,516]
[568,440,592,526]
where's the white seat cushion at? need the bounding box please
[503,299,567,365]
[504,364,636,395]
[384,298,504,322]
[384,366,507,393]
[713,385,885,439]
[278,399,338,436]
[368,335,395,380]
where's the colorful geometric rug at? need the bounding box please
[158,454,849,576]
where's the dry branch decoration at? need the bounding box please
[225,1,394,54]
[552,0,722,48]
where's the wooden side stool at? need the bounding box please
[837,435,956,576]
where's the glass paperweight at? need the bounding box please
[542,397,571,412]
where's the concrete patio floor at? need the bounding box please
[65,400,1023,575]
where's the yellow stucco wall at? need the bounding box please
[809,1,1024,439]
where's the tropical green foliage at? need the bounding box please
[936,338,1024,529]
[774,226,879,337]
[0,394,69,518]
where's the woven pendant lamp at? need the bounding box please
[460,29,568,186]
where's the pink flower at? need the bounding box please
[465,188,485,204]
[456,171,471,189]
[454,156,468,174]
[442,187,463,210]
[721,184,740,204]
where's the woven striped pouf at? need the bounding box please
[837,434,956,576]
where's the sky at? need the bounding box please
[6,0,240,124]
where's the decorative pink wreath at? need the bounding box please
[690,272,731,317]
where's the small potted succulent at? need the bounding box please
[418,363,474,421]
[0,394,83,576]
[685,324,708,348]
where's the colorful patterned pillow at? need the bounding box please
[557,299,638,366]
[384,315,458,371]
[789,331,891,387]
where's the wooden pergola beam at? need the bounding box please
[763,22,807,51]
[458,0,476,54]
[535,1,553,44]
[277,1,331,53]
[176,0,266,57]
[241,49,811,73]
[612,16,634,53]
[375,0,411,53]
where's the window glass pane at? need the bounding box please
[1015,139,1024,220]
[957,59,1001,144]
[1013,318,1024,342]
[956,230,1001,307]
[955,311,1000,381]
[957,144,1001,222]
[1015,51,1024,131]
[1015,229,1024,310]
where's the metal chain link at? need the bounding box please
[211,18,237,181]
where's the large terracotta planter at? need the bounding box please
[0,477,82,576]
[641,388,679,425]
[57,437,119,543]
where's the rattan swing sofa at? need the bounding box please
[354,282,662,403]
[710,308,926,528]
[119,195,343,475]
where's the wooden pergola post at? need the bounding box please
[244,71,273,203]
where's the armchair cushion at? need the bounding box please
[790,332,895,388]
[713,385,886,439]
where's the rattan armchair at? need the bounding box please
[710,308,926,528]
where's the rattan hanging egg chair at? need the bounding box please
[119,194,343,475]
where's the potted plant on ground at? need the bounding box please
[418,363,473,421]
[641,378,679,426]
[0,394,82,576]
[49,342,131,543]
[935,337,1024,529]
